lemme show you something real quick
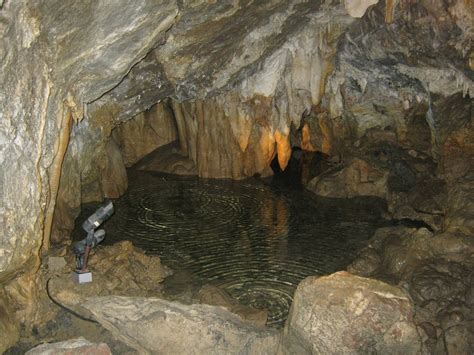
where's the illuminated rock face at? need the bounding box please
[282,272,422,354]
[0,0,472,352]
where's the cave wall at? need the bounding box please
[0,0,180,265]
[0,0,179,348]
[113,103,178,167]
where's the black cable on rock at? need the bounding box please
[46,277,99,324]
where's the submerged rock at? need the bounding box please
[82,296,280,354]
[281,272,422,354]
[199,284,268,327]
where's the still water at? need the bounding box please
[74,170,390,327]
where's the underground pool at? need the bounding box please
[73,170,392,327]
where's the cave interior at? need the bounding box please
[0,0,473,353]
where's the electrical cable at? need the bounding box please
[46,276,99,324]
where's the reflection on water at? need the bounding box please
[74,170,390,327]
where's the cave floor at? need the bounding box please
[73,170,394,327]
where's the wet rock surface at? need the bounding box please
[49,0,355,243]
[346,105,474,352]
[43,242,284,354]
[85,170,390,327]
[0,0,179,278]
[134,141,197,176]
[307,157,388,198]
[198,285,269,327]
[281,272,422,354]
[112,103,178,168]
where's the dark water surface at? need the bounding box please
[74,170,391,327]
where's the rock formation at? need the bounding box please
[281,272,422,354]
[69,296,281,354]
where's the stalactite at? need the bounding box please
[274,130,291,171]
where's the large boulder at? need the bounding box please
[81,296,280,354]
[281,272,422,354]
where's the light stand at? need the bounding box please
[72,201,114,283]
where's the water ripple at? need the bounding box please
[74,171,389,327]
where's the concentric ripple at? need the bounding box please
[74,171,389,327]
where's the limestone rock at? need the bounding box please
[135,141,197,176]
[0,1,180,332]
[48,241,171,313]
[325,1,473,152]
[344,0,379,18]
[346,247,382,277]
[99,139,128,199]
[25,337,111,355]
[112,103,178,167]
[349,223,474,352]
[1,0,473,350]
[307,158,388,198]
[0,291,19,354]
[82,296,280,355]
[348,226,434,280]
[198,284,268,327]
[47,257,67,272]
[47,2,356,242]
[0,0,179,277]
[409,260,471,308]
[281,272,422,354]
[386,176,447,232]
[444,322,474,355]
